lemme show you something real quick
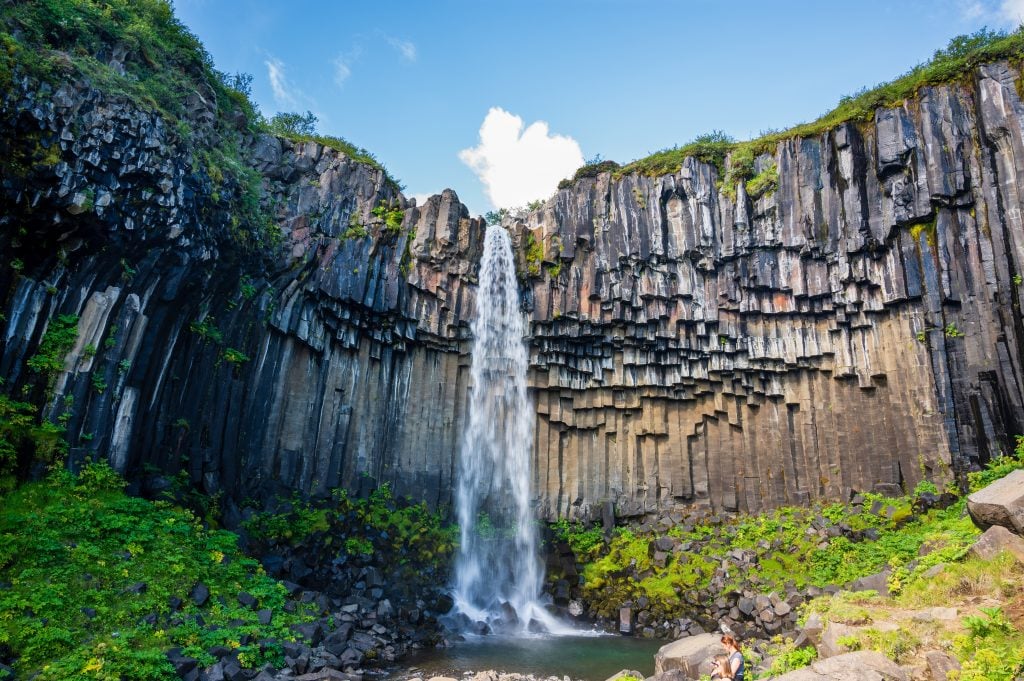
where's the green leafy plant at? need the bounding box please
[26,314,79,376]
[189,317,224,344]
[524,231,544,276]
[221,347,250,365]
[372,200,404,235]
[0,462,317,679]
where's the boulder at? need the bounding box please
[817,622,859,659]
[771,651,907,680]
[604,669,645,681]
[653,632,724,678]
[849,570,890,597]
[924,650,961,680]
[968,525,1024,563]
[967,469,1024,534]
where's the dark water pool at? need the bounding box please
[386,635,665,681]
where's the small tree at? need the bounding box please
[268,111,318,137]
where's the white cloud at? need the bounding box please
[459,107,584,209]
[264,56,299,109]
[333,56,352,86]
[959,0,987,18]
[1001,0,1024,23]
[385,35,417,62]
[332,46,363,89]
[408,192,437,207]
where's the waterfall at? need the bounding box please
[452,225,566,635]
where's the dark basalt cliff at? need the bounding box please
[4,60,1024,520]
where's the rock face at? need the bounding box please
[0,73,483,508]
[770,651,907,680]
[4,59,1024,517]
[517,62,1024,516]
[967,469,1024,534]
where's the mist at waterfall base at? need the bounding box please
[449,225,572,637]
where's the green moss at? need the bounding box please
[558,158,621,190]
[0,463,316,679]
[746,161,779,199]
[619,130,734,179]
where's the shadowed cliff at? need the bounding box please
[3,5,1024,520]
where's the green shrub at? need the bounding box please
[762,637,817,676]
[524,231,543,276]
[0,462,316,679]
[0,395,66,492]
[968,435,1024,492]
[26,314,79,376]
[372,200,405,235]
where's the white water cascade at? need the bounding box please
[452,225,568,635]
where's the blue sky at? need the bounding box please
[173,0,1023,216]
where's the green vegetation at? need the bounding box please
[221,347,250,365]
[267,111,398,187]
[238,276,257,300]
[372,200,405,235]
[243,483,456,569]
[953,604,1024,680]
[760,636,818,676]
[189,317,224,345]
[26,313,79,376]
[746,162,779,199]
[557,156,622,190]
[557,463,1011,621]
[0,395,66,493]
[342,213,370,241]
[945,323,965,338]
[620,130,735,179]
[524,231,544,277]
[0,0,397,251]
[561,28,1024,189]
[0,462,316,679]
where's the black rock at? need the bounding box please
[168,596,183,612]
[81,607,97,619]
[190,583,210,607]
[125,581,147,595]
[165,648,197,676]
[290,621,324,646]
[237,592,257,608]
[222,661,245,681]
[257,608,272,625]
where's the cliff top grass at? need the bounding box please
[561,27,1024,188]
[0,0,396,183]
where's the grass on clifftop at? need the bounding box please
[0,0,398,214]
[0,462,317,680]
[560,27,1024,187]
